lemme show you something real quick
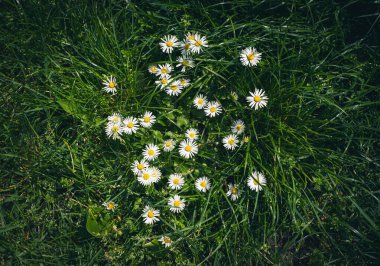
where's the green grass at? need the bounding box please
[1,0,379,264]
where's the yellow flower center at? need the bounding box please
[112,125,119,133]
[195,40,202,47]
[137,164,144,170]
[144,117,150,123]
[112,117,119,123]
[161,79,167,84]
[197,99,204,104]
[109,82,115,88]
[148,149,155,156]
[164,237,171,243]
[236,125,242,130]
[127,122,134,128]
[182,60,189,66]
[147,211,154,218]
[143,173,150,180]
[161,68,167,74]
[150,66,156,72]
[247,53,255,61]
[189,132,195,138]
[231,187,238,194]
[171,85,177,91]
[166,41,173,47]
[181,80,186,85]
[210,107,216,113]
[185,145,192,152]
[107,202,115,209]
[184,43,190,50]
[228,139,235,145]
[200,181,207,188]
[165,141,172,147]
[174,200,181,207]
[173,178,179,185]
[254,95,261,102]
[188,35,195,41]
[253,178,259,185]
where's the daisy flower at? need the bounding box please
[193,94,207,109]
[195,177,211,192]
[107,113,122,124]
[240,47,262,67]
[222,134,239,150]
[106,123,123,140]
[163,139,176,152]
[179,139,198,159]
[150,167,162,183]
[142,205,160,224]
[247,171,267,192]
[159,236,173,248]
[204,101,222,117]
[168,194,185,213]
[123,116,139,135]
[189,33,208,53]
[176,56,195,72]
[185,32,196,42]
[155,76,172,89]
[102,76,117,95]
[137,168,155,186]
[103,201,117,211]
[156,63,172,78]
[148,65,158,74]
[246,89,268,110]
[143,144,160,161]
[140,111,156,128]
[231,120,245,135]
[179,40,192,55]
[185,128,199,140]
[165,80,183,96]
[131,159,149,175]
[226,184,241,201]
[168,174,185,190]
[180,78,191,88]
[160,35,179,53]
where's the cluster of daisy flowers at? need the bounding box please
[99,32,272,248]
[105,111,156,140]
[148,32,208,97]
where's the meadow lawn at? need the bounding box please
[1,0,379,264]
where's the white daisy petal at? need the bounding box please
[102,76,117,95]
[195,177,211,192]
[246,89,268,110]
[142,144,160,161]
[179,139,198,159]
[193,94,207,109]
[142,205,160,224]
[168,174,185,190]
[231,120,245,135]
[247,171,267,192]
[159,236,173,248]
[163,139,176,152]
[159,35,179,54]
[240,47,262,67]
[139,111,156,128]
[222,134,239,150]
[131,159,149,175]
[226,184,241,201]
[123,116,139,134]
[204,101,222,117]
[168,194,185,213]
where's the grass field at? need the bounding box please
[1,0,379,264]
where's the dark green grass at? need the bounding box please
[1,0,379,264]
